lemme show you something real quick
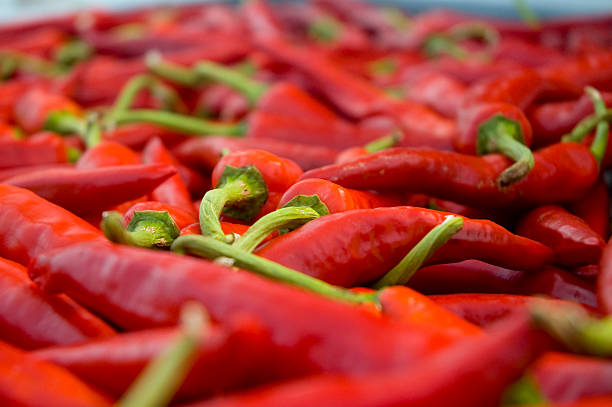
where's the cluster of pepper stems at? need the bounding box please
[3,0,612,406]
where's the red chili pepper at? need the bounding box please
[103,123,189,150]
[493,37,567,68]
[277,178,403,214]
[524,266,598,308]
[516,205,605,268]
[0,256,114,349]
[187,312,553,407]
[0,163,71,182]
[574,264,599,283]
[597,238,612,314]
[527,92,612,148]
[194,84,249,121]
[13,87,83,134]
[529,352,612,404]
[175,162,210,198]
[123,201,196,231]
[0,27,67,57]
[0,339,111,406]
[0,184,105,266]
[568,177,610,240]
[34,314,272,402]
[0,131,73,169]
[300,143,599,209]
[538,51,612,95]
[142,137,196,215]
[429,293,596,328]
[410,260,528,295]
[180,222,251,238]
[406,72,467,118]
[242,0,286,41]
[4,164,176,217]
[173,136,339,172]
[255,206,553,287]
[76,140,140,169]
[29,242,457,377]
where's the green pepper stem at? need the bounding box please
[233,206,320,253]
[171,234,372,304]
[0,51,63,77]
[501,374,547,406]
[199,187,242,243]
[53,41,92,68]
[110,109,245,136]
[423,34,468,60]
[513,0,540,28]
[101,211,180,249]
[585,86,609,167]
[308,16,342,43]
[364,131,402,153]
[372,215,464,288]
[562,108,612,143]
[118,302,208,407]
[43,111,86,136]
[194,61,267,106]
[146,51,202,87]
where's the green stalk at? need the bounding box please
[513,0,540,29]
[501,374,547,406]
[585,86,609,167]
[199,165,268,242]
[118,302,208,407]
[194,61,267,106]
[171,234,372,305]
[233,206,321,253]
[146,51,201,87]
[308,16,342,44]
[364,131,402,153]
[101,211,180,249]
[111,109,245,136]
[562,108,612,143]
[372,216,464,288]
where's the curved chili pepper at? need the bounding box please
[516,205,605,268]
[0,184,104,265]
[103,123,188,150]
[76,140,139,169]
[300,143,599,209]
[123,201,196,230]
[429,293,595,328]
[4,164,176,217]
[0,340,111,406]
[173,136,338,172]
[14,87,82,134]
[255,206,553,287]
[0,131,74,169]
[525,266,598,308]
[538,51,612,96]
[334,133,400,164]
[142,137,196,215]
[29,241,459,377]
[568,178,610,240]
[34,315,272,402]
[0,256,114,349]
[277,178,402,214]
[410,260,528,295]
[529,352,612,404]
[0,163,71,182]
[187,312,553,407]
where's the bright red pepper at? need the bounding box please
[0,340,111,406]
[406,72,467,118]
[0,131,73,169]
[180,222,251,238]
[597,238,612,314]
[173,136,339,172]
[255,206,553,287]
[538,51,612,95]
[13,87,83,134]
[0,184,105,266]
[0,256,114,350]
[4,164,176,217]
[123,201,197,231]
[300,143,598,209]
[103,123,189,150]
[568,178,610,240]
[277,178,403,214]
[76,140,139,169]
[516,205,605,268]
[34,314,272,402]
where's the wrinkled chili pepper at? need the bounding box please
[0,256,114,350]
[255,206,552,287]
[4,164,176,217]
[300,143,599,209]
[516,205,605,268]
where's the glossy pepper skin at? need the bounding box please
[173,136,339,172]
[0,257,114,350]
[255,206,553,287]
[277,178,403,214]
[516,205,605,268]
[525,266,598,308]
[142,137,197,216]
[0,132,72,169]
[4,164,176,217]
[530,352,612,404]
[212,149,303,220]
[300,143,598,209]
[0,184,105,266]
[29,242,461,378]
[76,140,139,169]
[569,179,610,240]
[34,315,273,402]
[188,312,553,407]
[597,239,612,314]
[0,340,111,407]
[13,87,82,134]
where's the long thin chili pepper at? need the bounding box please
[254,206,553,286]
[4,164,176,216]
[300,143,600,209]
[0,184,105,266]
[525,266,598,308]
[0,256,115,349]
[516,205,605,268]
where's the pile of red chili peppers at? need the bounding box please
[3,1,612,406]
